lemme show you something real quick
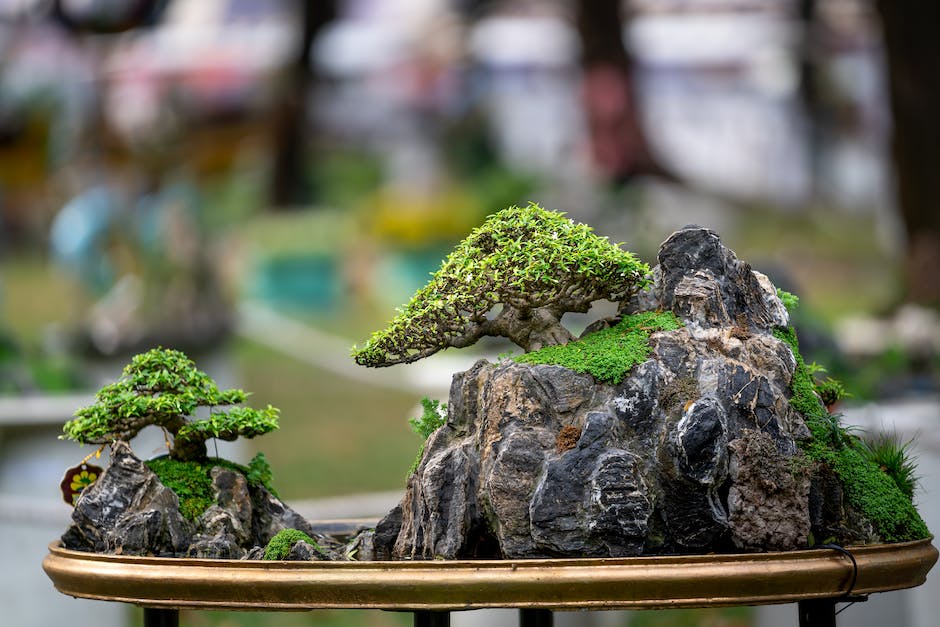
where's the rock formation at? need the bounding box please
[61,441,341,559]
[372,226,874,559]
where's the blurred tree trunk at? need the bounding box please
[575,0,671,183]
[269,0,336,209]
[797,0,822,198]
[875,1,940,306]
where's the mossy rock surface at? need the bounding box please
[376,225,930,561]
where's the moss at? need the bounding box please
[777,288,800,314]
[774,325,929,542]
[858,434,919,500]
[146,453,278,521]
[263,529,323,560]
[831,445,928,542]
[514,311,681,385]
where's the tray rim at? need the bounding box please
[43,537,938,611]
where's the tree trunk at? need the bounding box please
[875,1,940,306]
[486,306,574,352]
[575,0,671,183]
[170,436,208,462]
[269,0,337,208]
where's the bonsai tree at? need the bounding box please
[62,347,279,461]
[353,202,650,367]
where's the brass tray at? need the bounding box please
[43,538,937,611]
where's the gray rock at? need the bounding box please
[372,504,402,560]
[655,226,789,331]
[249,484,319,546]
[727,430,810,551]
[384,226,824,558]
[187,534,246,559]
[287,540,325,561]
[244,546,265,560]
[61,441,323,559]
[62,441,194,556]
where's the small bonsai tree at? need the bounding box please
[353,202,650,367]
[62,347,279,461]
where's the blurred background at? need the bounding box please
[0,0,937,626]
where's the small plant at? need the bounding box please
[353,203,650,367]
[246,452,277,497]
[409,398,447,438]
[777,288,800,314]
[263,529,323,560]
[408,398,447,474]
[815,377,850,409]
[859,434,919,499]
[62,348,279,461]
[820,413,859,450]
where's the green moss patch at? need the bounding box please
[146,453,277,521]
[774,326,929,542]
[263,528,323,560]
[514,311,681,385]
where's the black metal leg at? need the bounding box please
[798,599,837,627]
[143,608,179,627]
[520,609,553,627]
[414,610,450,627]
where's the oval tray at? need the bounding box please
[43,538,937,611]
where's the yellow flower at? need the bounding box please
[70,470,98,492]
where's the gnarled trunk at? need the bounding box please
[484,305,574,352]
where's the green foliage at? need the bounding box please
[409,398,447,439]
[146,456,217,520]
[246,452,277,497]
[62,348,279,461]
[830,445,928,542]
[263,528,323,561]
[176,405,280,443]
[774,325,929,542]
[815,377,850,408]
[859,434,919,500]
[408,398,447,475]
[777,288,800,313]
[146,455,280,520]
[352,202,650,367]
[773,327,828,423]
[515,311,681,385]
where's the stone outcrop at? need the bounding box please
[375,226,828,559]
[61,441,327,558]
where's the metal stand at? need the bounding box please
[133,600,850,627]
[520,609,553,627]
[414,610,451,627]
[143,608,179,627]
[798,599,837,627]
[411,609,553,627]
